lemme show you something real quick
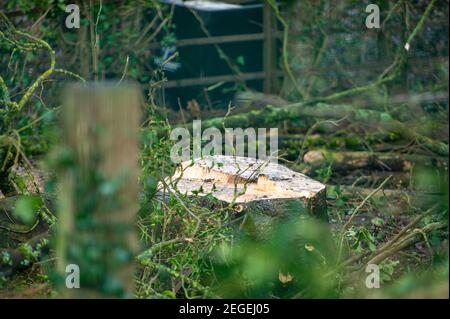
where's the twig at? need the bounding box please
[287,0,437,106]
[374,205,437,254]
[267,0,305,99]
[118,55,130,84]
[138,258,216,298]
[188,8,243,79]
[336,175,392,263]
[296,116,348,164]
[366,222,446,265]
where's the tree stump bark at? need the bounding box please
[164,155,327,239]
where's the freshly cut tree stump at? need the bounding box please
[164,155,327,238]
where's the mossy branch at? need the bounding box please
[0,75,10,102]
[275,0,437,105]
[267,0,306,99]
[12,30,56,111]
[0,12,85,112]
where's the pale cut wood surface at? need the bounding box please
[164,155,327,222]
[171,155,325,202]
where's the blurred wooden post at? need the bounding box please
[263,1,278,94]
[56,83,141,298]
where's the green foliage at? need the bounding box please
[346,226,377,253]
[13,195,42,226]
[413,166,449,219]
[48,147,136,297]
[211,217,337,298]
[1,0,448,299]
[315,163,333,183]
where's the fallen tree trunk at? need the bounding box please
[336,171,412,188]
[0,195,53,245]
[302,149,448,173]
[0,232,50,278]
[235,90,448,123]
[331,185,445,211]
[279,132,404,152]
[337,186,444,200]
[198,96,448,156]
[235,91,289,109]
[366,222,447,266]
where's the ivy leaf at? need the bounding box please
[371,217,385,226]
[162,290,176,298]
[380,112,393,122]
[13,196,42,226]
[236,55,245,66]
[336,198,346,208]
